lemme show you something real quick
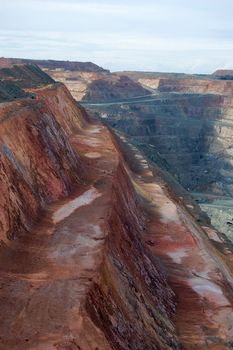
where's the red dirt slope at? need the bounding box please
[0,81,179,349]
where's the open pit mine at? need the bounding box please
[0,58,233,350]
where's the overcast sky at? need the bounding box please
[0,0,232,73]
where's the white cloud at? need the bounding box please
[0,0,232,73]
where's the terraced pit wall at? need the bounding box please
[90,93,233,196]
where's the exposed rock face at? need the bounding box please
[0,64,180,349]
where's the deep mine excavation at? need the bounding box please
[0,59,233,349]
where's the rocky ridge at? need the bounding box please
[0,64,179,349]
[1,63,233,349]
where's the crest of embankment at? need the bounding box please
[0,68,180,349]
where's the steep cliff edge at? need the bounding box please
[0,66,179,349]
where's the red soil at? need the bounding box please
[0,84,179,349]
